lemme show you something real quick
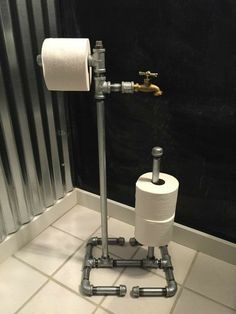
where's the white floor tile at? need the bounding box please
[15,226,82,275]
[54,244,123,304]
[173,289,236,314]
[107,218,135,239]
[96,218,137,258]
[134,241,196,284]
[95,308,113,314]
[185,253,236,309]
[0,257,47,314]
[3,201,234,314]
[53,205,101,240]
[101,268,179,314]
[18,281,96,314]
[98,238,138,259]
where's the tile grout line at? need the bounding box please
[95,244,186,309]
[110,243,186,284]
[14,243,236,314]
[12,221,141,312]
[14,218,107,280]
[180,250,236,312]
[46,202,76,226]
[13,240,181,314]
[14,279,50,314]
[51,276,100,308]
[51,224,90,242]
[92,303,115,314]
[132,245,186,285]
[51,202,94,225]
[7,202,236,313]
[88,237,141,314]
[51,215,111,242]
[50,223,109,276]
[97,305,116,314]
[12,253,100,310]
[97,245,141,308]
[18,220,103,279]
[13,254,52,278]
[91,307,98,314]
[169,250,199,314]
[12,223,106,313]
[11,218,192,314]
[11,211,207,313]
[184,286,236,312]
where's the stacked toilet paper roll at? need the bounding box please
[135,172,179,247]
[41,38,91,91]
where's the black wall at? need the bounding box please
[60,0,236,243]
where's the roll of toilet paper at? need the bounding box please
[135,214,174,247]
[41,38,91,91]
[135,172,179,221]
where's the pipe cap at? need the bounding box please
[152,146,163,158]
[119,285,127,296]
[131,286,140,298]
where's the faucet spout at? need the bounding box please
[133,82,163,96]
[134,71,163,96]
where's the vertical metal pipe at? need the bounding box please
[147,247,155,259]
[151,147,163,184]
[160,245,169,257]
[96,100,109,258]
[152,158,161,183]
[0,203,6,242]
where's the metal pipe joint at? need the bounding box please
[102,81,134,94]
[81,237,177,298]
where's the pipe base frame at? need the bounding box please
[80,237,177,298]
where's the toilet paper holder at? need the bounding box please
[37,40,177,298]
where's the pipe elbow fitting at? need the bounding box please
[87,237,98,246]
[166,280,177,297]
[80,279,93,296]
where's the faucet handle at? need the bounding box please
[139,71,158,80]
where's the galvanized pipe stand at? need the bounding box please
[80,41,177,298]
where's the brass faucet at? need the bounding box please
[134,71,163,96]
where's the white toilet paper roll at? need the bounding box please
[41,38,91,91]
[135,214,174,247]
[135,172,179,221]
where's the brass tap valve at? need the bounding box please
[134,71,163,96]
